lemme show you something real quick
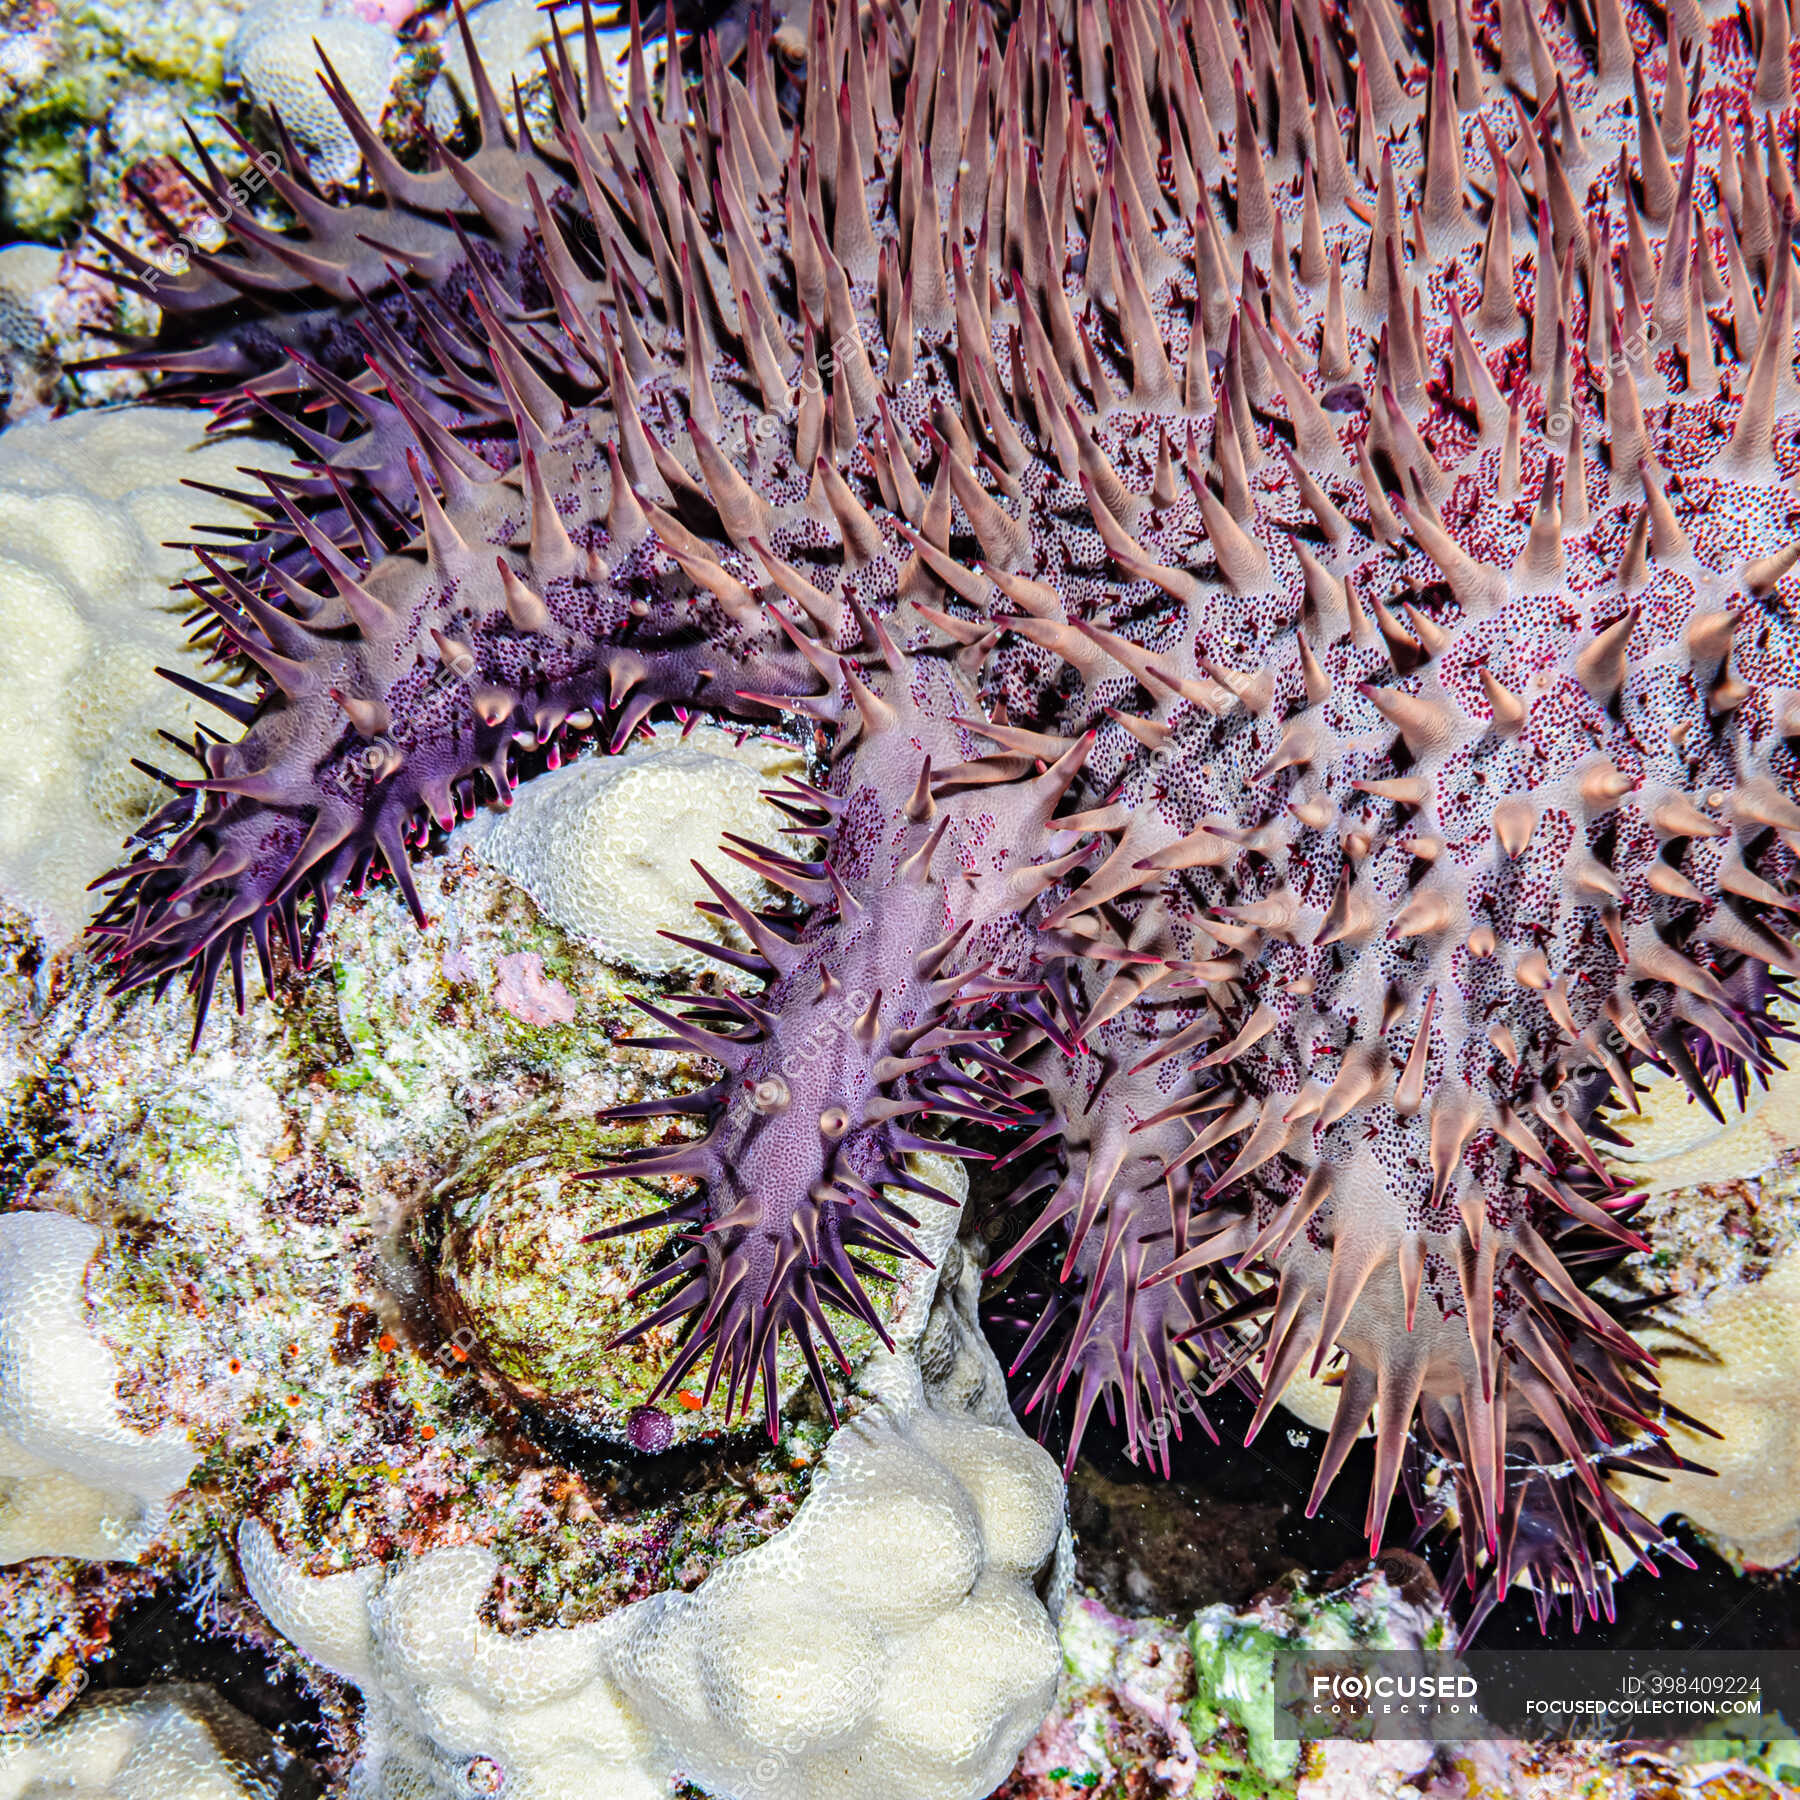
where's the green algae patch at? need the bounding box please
[1,127,86,238]
[1185,1612,1303,1796]
[1673,1716,1800,1784]
[1183,1572,1446,1797]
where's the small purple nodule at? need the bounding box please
[626,1404,675,1455]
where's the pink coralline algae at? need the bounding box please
[491,948,580,1023]
[350,0,419,24]
[85,0,1800,1643]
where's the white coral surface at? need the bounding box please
[238,1239,1065,1800]
[237,1524,661,1800]
[224,0,397,185]
[612,1394,1065,1800]
[454,726,812,976]
[0,1212,197,1565]
[425,0,630,140]
[0,1686,291,1800]
[0,408,296,943]
[1604,1003,1800,1570]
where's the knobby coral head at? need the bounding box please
[83,0,1800,1645]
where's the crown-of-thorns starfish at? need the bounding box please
[85,0,1800,1643]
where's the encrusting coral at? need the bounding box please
[84,0,1800,1646]
[0,1212,198,1565]
[0,407,297,942]
[223,0,402,187]
[452,721,814,973]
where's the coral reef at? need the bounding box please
[0,850,829,1587]
[233,1195,1062,1800]
[0,818,1058,1790]
[0,0,61,116]
[77,0,1800,1664]
[0,0,253,240]
[0,1211,197,1565]
[0,407,296,943]
[223,0,397,186]
[0,1559,155,1737]
[452,725,811,975]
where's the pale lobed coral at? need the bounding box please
[0,245,56,349]
[453,725,812,977]
[1618,1243,1800,1569]
[237,1230,1064,1800]
[0,1685,294,1800]
[424,0,629,142]
[0,1212,197,1566]
[0,244,57,420]
[224,0,397,185]
[1607,1027,1800,1569]
[0,408,295,943]
[235,1525,662,1800]
[612,1405,1063,1800]
[1608,1000,1800,1195]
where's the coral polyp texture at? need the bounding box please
[88,0,1800,1645]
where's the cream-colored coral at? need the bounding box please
[614,1396,1064,1800]
[1607,1005,1800,1196]
[0,1212,197,1565]
[224,0,396,186]
[0,246,58,338]
[1613,1245,1800,1573]
[424,0,630,140]
[454,725,812,977]
[237,1218,1065,1800]
[0,408,296,944]
[237,1524,662,1800]
[1607,1013,1800,1571]
[0,1686,292,1800]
